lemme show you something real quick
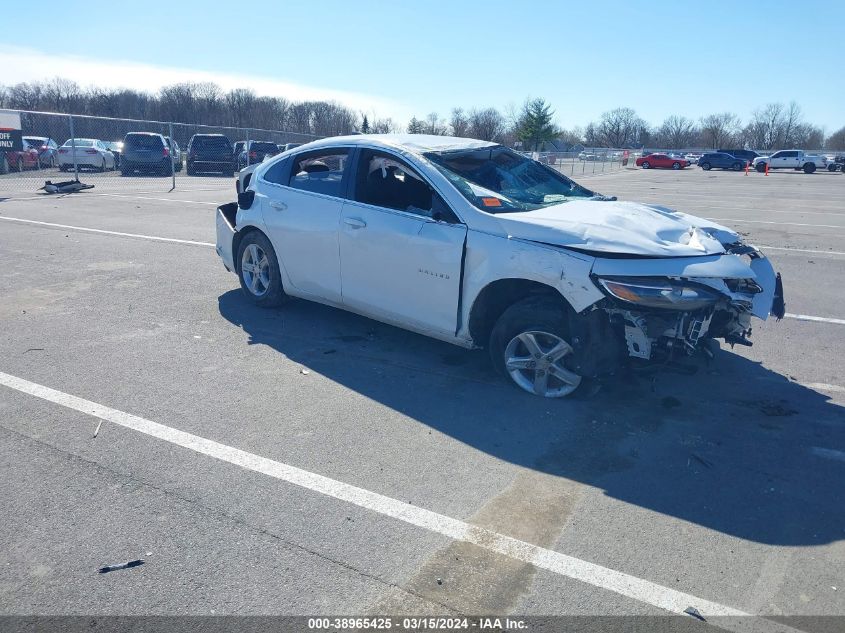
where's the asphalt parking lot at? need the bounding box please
[1,165,843,629]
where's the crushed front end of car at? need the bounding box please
[572,242,785,373]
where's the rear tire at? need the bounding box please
[672,162,681,170]
[16,157,24,172]
[489,297,587,399]
[236,231,287,308]
[700,162,711,171]
[828,164,837,172]
[803,163,816,174]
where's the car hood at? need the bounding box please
[494,199,740,257]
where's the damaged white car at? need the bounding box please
[216,135,785,398]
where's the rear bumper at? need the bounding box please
[216,203,237,272]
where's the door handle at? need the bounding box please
[270,201,287,211]
[343,217,367,229]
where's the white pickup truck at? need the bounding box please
[753,150,827,173]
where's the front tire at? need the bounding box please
[489,297,585,398]
[236,231,286,308]
[700,162,711,170]
[756,163,766,173]
[732,162,742,171]
[641,161,650,169]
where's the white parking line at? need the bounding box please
[706,218,844,229]
[761,245,845,257]
[0,369,797,630]
[4,215,845,329]
[0,216,214,247]
[92,193,218,205]
[804,383,845,394]
[810,447,845,462]
[785,313,845,326]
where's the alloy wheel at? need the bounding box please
[241,243,271,297]
[503,330,582,398]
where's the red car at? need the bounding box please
[635,153,689,170]
[2,139,40,173]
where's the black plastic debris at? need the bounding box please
[40,179,94,194]
[98,559,144,574]
[683,606,706,621]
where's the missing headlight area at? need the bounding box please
[588,274,763,367]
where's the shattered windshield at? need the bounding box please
[424,146,594,213]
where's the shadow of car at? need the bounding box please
[218,289,845,547]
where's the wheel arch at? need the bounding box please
[467,278,572,348]
[231,224,269,274]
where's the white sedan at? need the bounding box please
[216,135,784,398]
[58,138,117,172]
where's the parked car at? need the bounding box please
[752,150,826,174]
[187,134,234,176]
[164,137,183,172]
[121,132,173,176]
[683,153,702,165]
[698,152,747,171]
[23,136,59,168]
[3,139,41,172]
[216,135,784,398]
[830,155,844,172]
[102,141,124,168]
[236,140,280,170]
[57,138,116,171]
[717,149,760,165]
[635,153,689,169]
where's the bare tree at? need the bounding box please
[656,115,698,149]
[468,107,507,141]
[699,112,741,149]
[423,112,448,135]
[450,108,469,137]
[826,126,845,151]
[591,107,648,147]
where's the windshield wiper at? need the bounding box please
[588,194,617,201]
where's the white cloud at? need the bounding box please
[0,45,411,122]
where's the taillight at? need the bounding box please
[59,149,68,154]
[163,147,170,157]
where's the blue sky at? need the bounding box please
[2,1,843,131]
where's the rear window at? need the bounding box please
[193,136,231,149]
[125,135,164,149]
[289,150,349,197]
[62,139,94,147]
[250,142,277,153]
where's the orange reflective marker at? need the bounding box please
[481,197,502,208]
[765,162,769,176]
[745,162,749,175]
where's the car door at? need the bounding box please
[339,148,467,336]
[256,147,349,303]
[769,151,787,168]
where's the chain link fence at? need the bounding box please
[527,149,643,177]
[0,109,321,193]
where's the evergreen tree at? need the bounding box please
[516,98,558,151]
